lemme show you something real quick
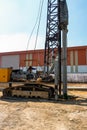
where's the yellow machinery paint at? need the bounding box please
[0,68,12,82]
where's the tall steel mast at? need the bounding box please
[44,0,68,99]
[44,0,59,73]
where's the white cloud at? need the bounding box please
[0,33,45,52]
[0,0,46,52]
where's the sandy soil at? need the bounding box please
[0,83,87,130]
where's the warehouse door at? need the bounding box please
[1,55,20,69]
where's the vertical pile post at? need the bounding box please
[44,0,68,99]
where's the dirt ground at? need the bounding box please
[0,84,87,130]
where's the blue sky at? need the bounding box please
[0,0,87,52]
[67,0,87,46]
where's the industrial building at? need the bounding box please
[0,46,87,73]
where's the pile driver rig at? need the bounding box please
[44,0,68,99]
[3,0,68,100]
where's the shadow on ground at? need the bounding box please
[0,95,87,107]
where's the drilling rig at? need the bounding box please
[44,0,68,99]
[2,0,68,100]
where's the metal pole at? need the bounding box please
[62,28,67,98]
[55,56,59,100]
[58,0,61,96]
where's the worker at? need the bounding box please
[26,66,34,80]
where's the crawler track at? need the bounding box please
[3,82,55,99]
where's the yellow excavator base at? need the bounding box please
[12,90,48,99]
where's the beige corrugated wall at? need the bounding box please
[26,54,29,67]
[26,54,32,67]
[70,51,74,72]
[29,54,32,66]
[75,50,78,72]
